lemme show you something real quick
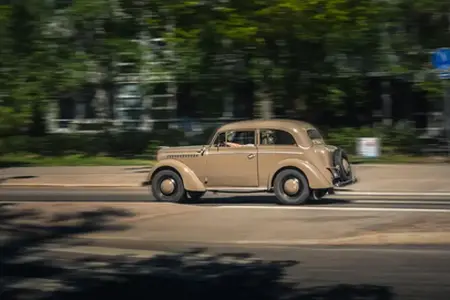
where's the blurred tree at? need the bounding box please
[0,0,449,133]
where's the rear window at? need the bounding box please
[306,128,323,141]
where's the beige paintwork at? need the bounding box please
[146,119,353,192]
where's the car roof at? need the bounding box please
[218,119,315,132]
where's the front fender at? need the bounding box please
[143,159,206,192]
[267,158,333,189]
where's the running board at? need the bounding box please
[207,188,269,194]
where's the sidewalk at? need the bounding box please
[1,164,450,193]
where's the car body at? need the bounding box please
[143,119,357,205]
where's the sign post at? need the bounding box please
[431,48,450,157]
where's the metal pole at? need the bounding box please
[381,79,392,127]
[444,79,450,157]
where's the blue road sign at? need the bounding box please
[431,48,450,70]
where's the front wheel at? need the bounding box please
[273,169,310,205]
[151,170,186,203]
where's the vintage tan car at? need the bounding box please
[143,119,357,205]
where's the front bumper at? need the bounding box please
[141,167,154,186]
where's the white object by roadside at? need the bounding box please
[357,137,381,158]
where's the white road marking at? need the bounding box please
[216,205,450,213]
[336,191,450,197]
[338,200,450,205]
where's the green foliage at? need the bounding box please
[0,124,424,160]
[0,0,448,130]
[325,123,422,155]
[0,128,209,158]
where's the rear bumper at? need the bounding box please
[333,176,358,187]
[328,166,358,188]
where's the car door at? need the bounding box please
[205,130,259,188]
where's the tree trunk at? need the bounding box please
[93,87,109,119]
[381,79,392,127]
[45,100,58,133]
[254,89,273,119]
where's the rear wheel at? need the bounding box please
[151,170,186,203]
[273,169,310,205]
[310,189,328,201]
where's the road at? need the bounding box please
[3,187,450,210]
[4,241,450,300]
[2,187,450,300]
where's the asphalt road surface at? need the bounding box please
[2,187,450,210]
[2,187,450,300]
[7,242,450,300]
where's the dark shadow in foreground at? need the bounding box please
[1,203,393,300]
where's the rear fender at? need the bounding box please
[267,158,333,189]
[144,159,206,192]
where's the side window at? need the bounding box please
[214,130,256,147]
[260,129,296,146]
[228,130,255,146]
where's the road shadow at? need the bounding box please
[0,202,396,300]
[334,188,355,192]
[0,202,134,299]
[123,166,152,173]
[0,175,38,184]
[191,195,351,206]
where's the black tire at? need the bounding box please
[186,191,206,202]
[273,169,310,205]
[151,169,186,203]
[333,148,352,181]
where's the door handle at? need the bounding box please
[248,153,256,159]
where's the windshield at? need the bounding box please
[206,126,221,145]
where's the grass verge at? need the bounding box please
[349,154,450,164]
[0,153,448,167]
[0,153,154,167]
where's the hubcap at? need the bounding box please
[160,178,176,195]
[283,178,300,195]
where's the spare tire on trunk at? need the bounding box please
[332,147,352,182]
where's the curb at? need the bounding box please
[0,183,141,188]
[76,233,450,249]
[351,163,448,167]
[334,191,450,197]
